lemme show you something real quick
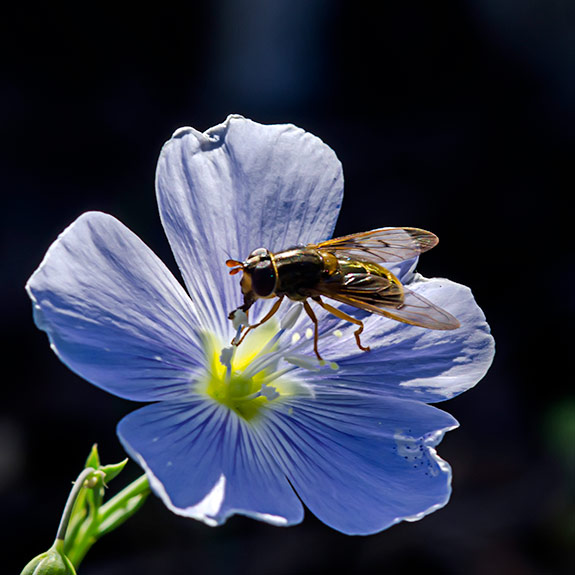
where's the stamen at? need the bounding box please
[284,354,324,371]
[219,347,234,369]
[219,346,235,383]
[231,309,248,331]
[240,309,314,380]
[234,390,262,402]
[284,352,339,372]
[238,309,302,380]
[260,384,280,401]
[233,383,280,403]
[245,311,345,379]
[240,345,282,380]
[260,365,296,386]
[281,303,303,330]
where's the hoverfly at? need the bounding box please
[226,227,460,360]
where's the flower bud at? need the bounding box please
[21,545,76,575]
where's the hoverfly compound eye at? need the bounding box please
[251,260,276,297]
[248,247,269,260]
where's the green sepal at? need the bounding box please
[21,544,76,575]
[83,445,127,486]
[84,444,100,470]
[99,458,129,485]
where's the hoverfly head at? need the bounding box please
[242,248,276,297]
[227,249,276,297]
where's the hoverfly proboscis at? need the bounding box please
[225,227,460,361]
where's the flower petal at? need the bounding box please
[117,399,304,527]
[26,212,204,401]
[303,275,495,403]
[155,115,344,337]
[262,390,458,535]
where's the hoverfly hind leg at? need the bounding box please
[311,296,370,353]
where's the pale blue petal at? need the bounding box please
[118,399,304,527]
[262,391,458,535]
[300,276,495,403]
[386,256,418,283]
[26,212,205,401]
[155,115,344,337]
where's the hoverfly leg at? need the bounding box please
[311,296,370,353]
[232,296,285,347]
[303,299,323,361]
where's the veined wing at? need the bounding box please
[312,272,460,330]
[311,227,438,263]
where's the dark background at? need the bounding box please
[2,1,573,573]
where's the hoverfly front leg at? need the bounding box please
[230,296,285,347]
[311,296,370,354]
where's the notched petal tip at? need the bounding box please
[166,115,248,151]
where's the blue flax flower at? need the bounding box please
[27,116,494,535]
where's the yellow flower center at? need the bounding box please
[201,319,286,421]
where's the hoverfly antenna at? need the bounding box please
[226,259,244,275]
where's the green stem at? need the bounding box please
[54,467,96,553]
[67,480,102,567]
[99,474,150,522]
[67,474,150,568]
[97,474,150,537]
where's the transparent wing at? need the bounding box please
[312,272,460,330]
[312,227,438,263]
